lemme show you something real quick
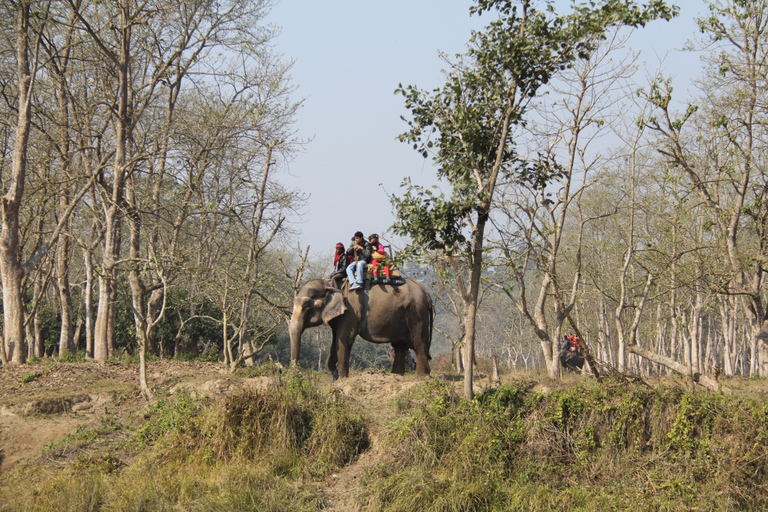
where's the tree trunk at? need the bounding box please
[54,25,74,356]
[238,294,254,366]
[463,211,489,400]
[598,295,612,365]
[32,271,45,358]
[453,343,464,373]
[627,343,725,393]
[126,178,151,397]
[2,1,33,365]
[93,254,115,361]
[57,212,74,355]
[83,246,94,358]
[93,0,131,362]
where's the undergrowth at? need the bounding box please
[0,370,368,512]
[2,371,768,511]
[361,378,768,512]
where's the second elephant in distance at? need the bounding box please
[289,278,433,378]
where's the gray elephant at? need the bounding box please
[289,278,433,378]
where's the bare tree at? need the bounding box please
[495,30,637,378]
[647,0,768,375]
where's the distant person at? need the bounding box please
[560,334,584,372]
[346,231,372,290]
[330,242,348,288]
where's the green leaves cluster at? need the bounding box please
[392,0,678,261]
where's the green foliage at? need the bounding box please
[20,371,42,385]
[35,303,61,352]
[304,391,370,477]
[5,372,768,511]
[361,380,768,511]
[0,371,369,512]
[56,350,88,363]
[43,424,98,455]
[233,359,284,378]
[151,370,369,480]
[196,345,220,362]
[134,393,206,447]
[392,0,677,262]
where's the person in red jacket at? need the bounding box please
[369,233,389,280]
[329,242,348,288]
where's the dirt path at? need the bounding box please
[316,372,422,512]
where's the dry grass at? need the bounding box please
[2,362,768,511]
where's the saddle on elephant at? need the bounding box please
[343,269,406,290]
[327,270,406,290]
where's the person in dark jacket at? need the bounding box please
[330,242,348,288]
[560,334,584,372]
[346,231,372,290]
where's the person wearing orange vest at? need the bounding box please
[369,233,389,281]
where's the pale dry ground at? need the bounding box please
[0,361,231,472]
[0,361,434,512]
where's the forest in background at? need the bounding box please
[2,0,768,394]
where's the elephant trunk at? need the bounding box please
[289,317,303,366]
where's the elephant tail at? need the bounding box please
[416,279,435,360]
[428,296,434,360]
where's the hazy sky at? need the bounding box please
[267,1,704,263]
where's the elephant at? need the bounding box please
[559,348,585,372]
[289,278,433,378]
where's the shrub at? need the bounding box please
[361,379,768,511]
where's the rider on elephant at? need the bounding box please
[563,334,581,352]
[345,231,372,290]
[369,233,389,280]
[330,242,349,289]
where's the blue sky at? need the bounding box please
[268,0,704,263]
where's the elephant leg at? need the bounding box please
[327,346,338,379]
[336,339,354,378]
[327,329,339,377]
[410,325,432,377]
[414,349,431,377]
[391,343,407,375]
[334,329,355,378]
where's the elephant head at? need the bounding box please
[289,280,346,364]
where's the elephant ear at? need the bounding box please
[322,288,346,324]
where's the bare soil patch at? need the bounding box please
[0,361,229,472]
[319,371,424,511]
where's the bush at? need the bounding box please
[360,379,768,511]
[0,370,369,512]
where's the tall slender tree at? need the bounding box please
[392,0,676,397]
[647,0,768,376]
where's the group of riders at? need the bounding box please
[329,232,586,371]
[330,231,391,290]
[560,333,585,372]
[329,232,586,363]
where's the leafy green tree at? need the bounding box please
[392,0,676,397]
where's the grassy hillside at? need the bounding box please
[1,363,767,511]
